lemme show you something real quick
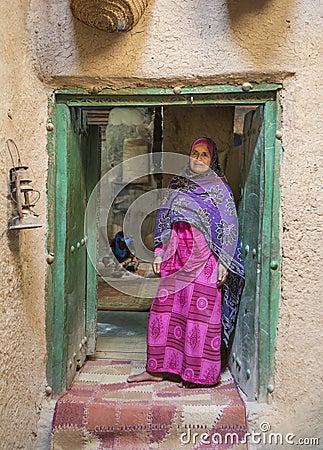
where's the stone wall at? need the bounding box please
[0,0,321,447]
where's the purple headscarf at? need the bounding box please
[154,137,244,346]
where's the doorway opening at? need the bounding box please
[47,85,281,402]
[89,105,253,357]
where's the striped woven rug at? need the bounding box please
[51,360,248,449]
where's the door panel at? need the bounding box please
[52,105,99,390]
[230,106,264,400]
[65,107,88,387]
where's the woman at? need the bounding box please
[127,137,244,387]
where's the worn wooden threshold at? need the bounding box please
[89,335,146,361]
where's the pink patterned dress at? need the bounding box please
[146,222,222,385]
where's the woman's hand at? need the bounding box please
[217,262,228,287]
[152,256,163,276]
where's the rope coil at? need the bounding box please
[70,0,149,32]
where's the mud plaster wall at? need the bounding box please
[0,1,50,449]
[0,0,321,447]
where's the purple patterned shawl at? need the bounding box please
[154,138,245,347]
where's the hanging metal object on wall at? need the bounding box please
[70,0,149,32]
[5,139,42,231]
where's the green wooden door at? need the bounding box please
[230,106,264,400]
[49,104,99,392]
[65,107,88,387]
[230,101,281,402]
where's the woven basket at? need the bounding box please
[70,0,149,32]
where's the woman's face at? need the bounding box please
[190,144,212,173]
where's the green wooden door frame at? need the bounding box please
[45,84,282,399]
